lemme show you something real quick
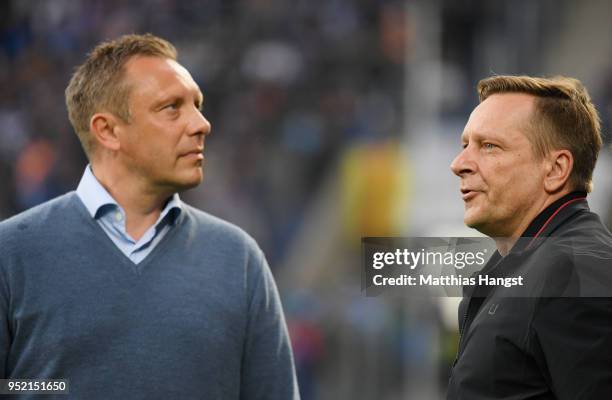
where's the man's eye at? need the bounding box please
[164,103,179,110]
[461,143,468,149]
[483,143,497,150]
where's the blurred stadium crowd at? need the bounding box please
[0,0,405,262]
[2,1,612,399]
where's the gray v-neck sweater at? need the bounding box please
[0,192,299,399]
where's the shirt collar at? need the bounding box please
[75,164,182,222]
[159,192,182,226]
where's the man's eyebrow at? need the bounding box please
[149,88,204,109]
[460,130,486,145]
[150,93,177,108]
[196,91,204,106]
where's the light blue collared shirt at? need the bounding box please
[76,165,182,264]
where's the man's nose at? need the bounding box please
[450,147,475,177]
[189,109,212,137]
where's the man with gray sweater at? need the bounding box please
[0,34,299,399]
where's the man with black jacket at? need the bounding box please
[447,75,612,399]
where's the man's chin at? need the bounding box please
[465,216,501,238]
[168,170,204,192]
[464,212,487,232]
[179,175,203,191]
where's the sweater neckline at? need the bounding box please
[70,191,188,275]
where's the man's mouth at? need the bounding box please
[181,148,204,159]
[461,188,479,201]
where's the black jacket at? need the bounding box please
[447,192,612,399]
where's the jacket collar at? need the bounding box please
[514,191,588,253]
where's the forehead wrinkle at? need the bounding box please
[125,56,201,99]
[460,129,486,143]
[463,104,537,147]
[138,78,203,111]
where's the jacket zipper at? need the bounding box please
[453,301,471,366]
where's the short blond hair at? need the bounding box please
[477,75,602,193]
[65,33,177,158]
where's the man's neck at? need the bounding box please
[90,164,172,241]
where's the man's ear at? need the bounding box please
[90,112,123,152]
[544,149,573,193]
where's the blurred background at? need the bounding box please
[2,0,612,398]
